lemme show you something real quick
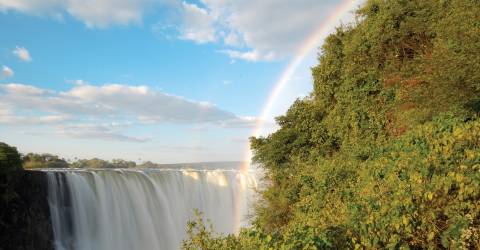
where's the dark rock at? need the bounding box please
[0,170,54,250]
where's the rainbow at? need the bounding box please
[234,0,362,232]
[240,0,361,173]
[234,0,361,232]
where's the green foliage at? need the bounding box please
[71,158,136,168]
[183,210,333,250]
[22,154,135,169]
[351,117,480,248]
[182,210,238,250]
[22,153,69,169]
[183,0,480,249]
[139,161,157,168]
[0,142,23,174]
[21,154,137,169]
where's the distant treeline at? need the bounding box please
[20,152,157,169]
[1,144,241,170]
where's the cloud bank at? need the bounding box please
[1,0,342,61]
[174,0,340,61]
[0,82,255,141]
[0,0,152,28]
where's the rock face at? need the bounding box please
[0,170,54,250]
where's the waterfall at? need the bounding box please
[45,168,257,250]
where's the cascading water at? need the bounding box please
[45,168,257,250]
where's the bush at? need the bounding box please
[0,142,23,174]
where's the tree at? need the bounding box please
[22,153,69,169]
[0,142,22,174]
[111,159,136,168]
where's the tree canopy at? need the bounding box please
[22,153,69,169]
[0,142,22,174]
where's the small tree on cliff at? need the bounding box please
[0,142,23,174]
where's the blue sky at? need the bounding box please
[0,0,359,163]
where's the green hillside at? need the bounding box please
[183,0,480,249]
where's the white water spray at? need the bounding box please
[45,168,257,250]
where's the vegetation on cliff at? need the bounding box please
[0,143,23,174]
[20,153,139,169]
[183,0,480,248]
[0,143,54,250]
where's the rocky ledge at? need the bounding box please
[0,170,53,250]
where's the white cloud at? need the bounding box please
[178,2,216,43]
[0,82,254,126]
[171,0,341,61]
[1,65,14,77]
[13,46,32,61]
[0,82,255,142]
[0,0,63,14]
[215,115,256,128]
[223,31,242,47]
[0,101,70,124]
[2,0,353,61]
[66,0,147,28]
[56,123,150,142]
[219,49,275,62]
[0,114,69,125]
[0,0,152,28]
[2,83,45,95]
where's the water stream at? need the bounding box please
[45,168,257,250]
